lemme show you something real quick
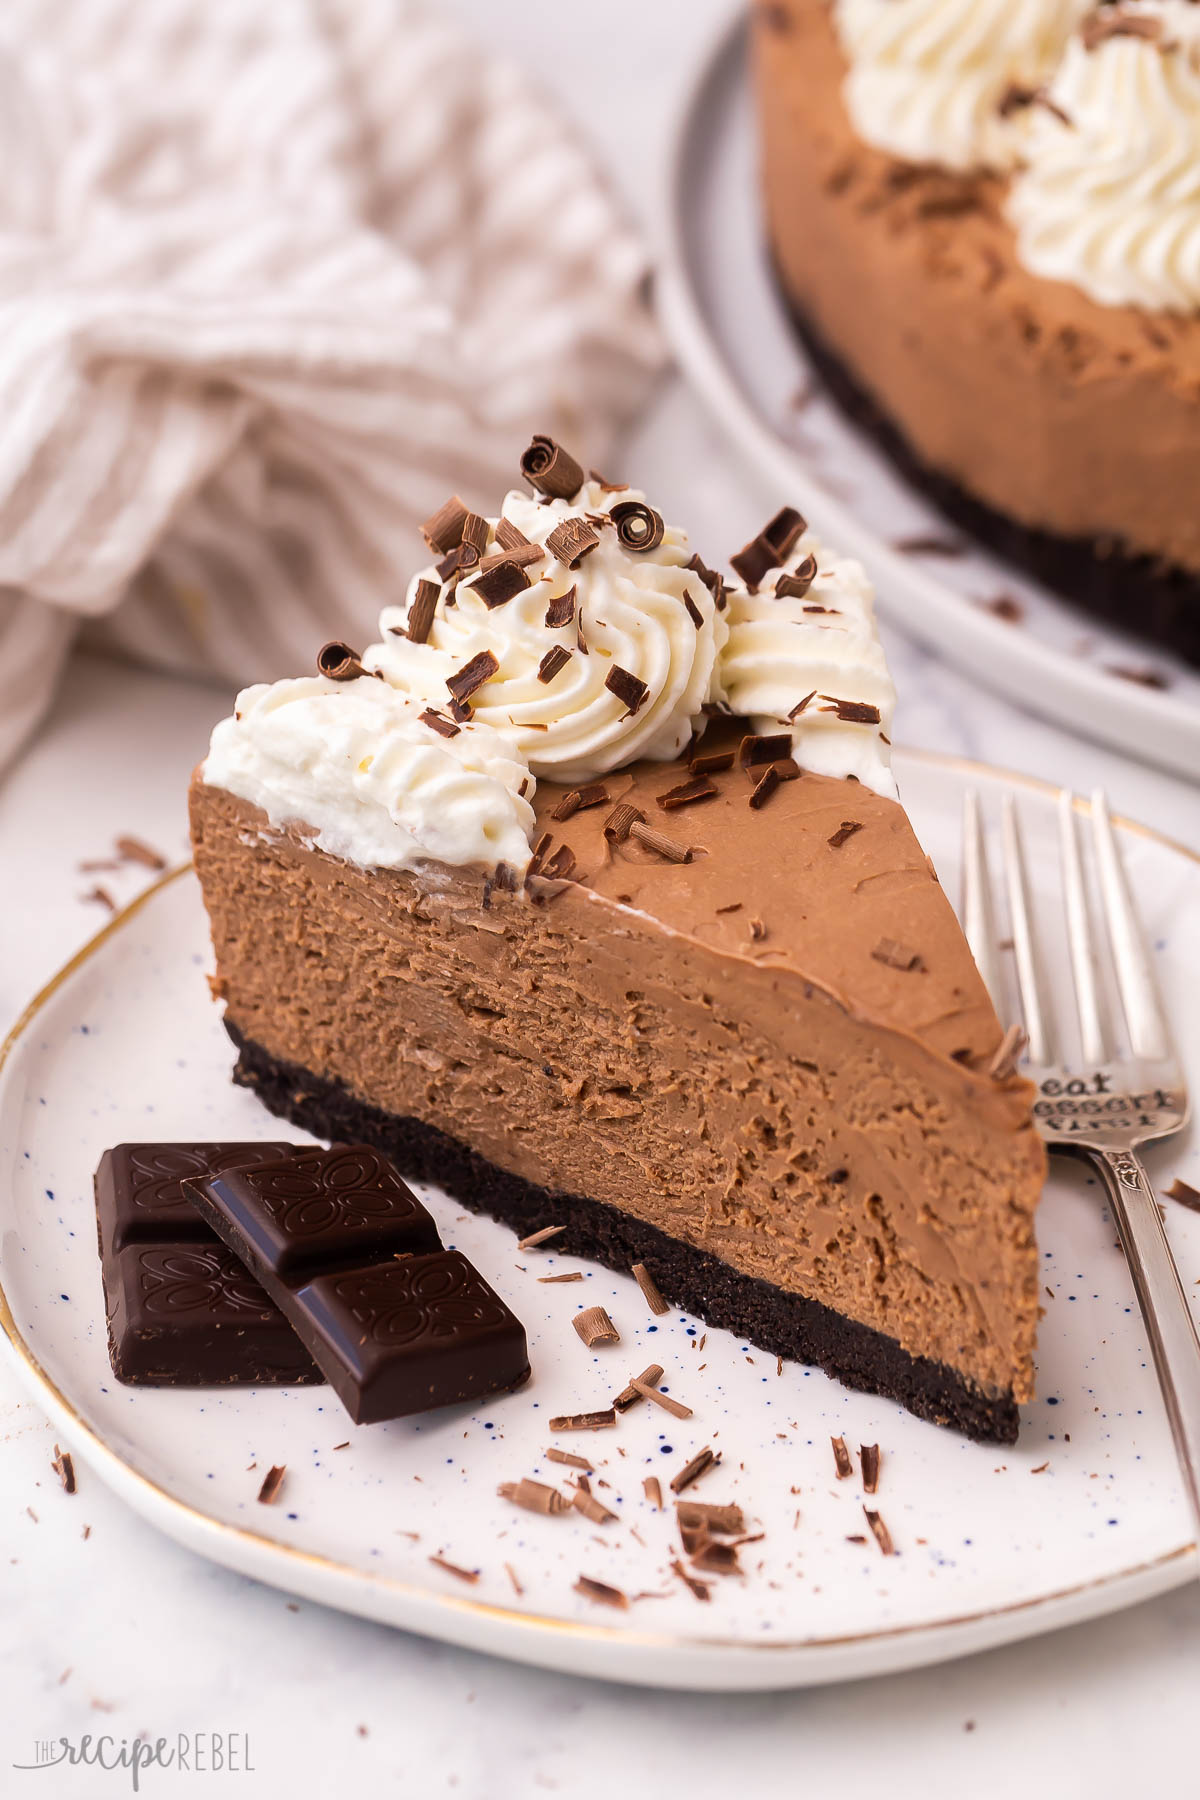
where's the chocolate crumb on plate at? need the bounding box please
[115,836,167,871]
[429,1555,480,1584]
[51,1446,76,1494]
[860,1443,881,1494]
[257,1464,287,1505]
[538,1271,584,1284]
[517,1224,566,1250]
[690,1539,742,1577]
[549,1409,617,1432]
[631,1261,669,1315]
[82,886,117,912]
[505,1563,523,1597]
[676,1500,745,1536]
[644,1476,663,1510]
[574,1574,628,1609]
[672,1558,712,1601]
[1167,1178,1200,1214]
[831,1435,853,1480]
[572,1486,618,1525]
[670,1447,720,1495]
[631,1380,693,1420]
[498,1478,569,1516]
[864,1508,895,1556]
[547,1447,594,1471]
[573,1305,620,1348]
[615,1363,664,1411]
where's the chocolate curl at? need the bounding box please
[520,435,585,500]
[610,500,665,553]
[776,554,818,600]
[316,640,371,682]
[420,495,469,553]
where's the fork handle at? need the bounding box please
[1094,1147,1200,1546]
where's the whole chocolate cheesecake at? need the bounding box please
[755,0,1200,664]
[190,438,1044,1442]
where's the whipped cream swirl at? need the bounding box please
[1007,4,1200,313]
[833,0,1088,173]
[367,482,726,789]
[204,675,535,874]
[720,535,896,797]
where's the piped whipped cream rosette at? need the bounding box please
[366,472,727,789]
[1007,2,1200,313]
[719,520,896,798]
[202,437,898,876]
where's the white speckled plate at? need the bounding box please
[656,9,1200,784]
[1,749,1197,1691]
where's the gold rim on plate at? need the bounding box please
[0,749,1195,1666]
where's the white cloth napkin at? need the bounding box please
[0,0,664,772]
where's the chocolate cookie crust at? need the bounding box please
[227,1022,1020,1443]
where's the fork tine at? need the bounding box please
[1058,790,1108,1068]
[1001,793,1055,1067]
[1089,789,1169,1062]
[961,791,1005,1011]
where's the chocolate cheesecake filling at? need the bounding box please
[191,746,1043,1438]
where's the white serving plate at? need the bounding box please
[1,749,1197,1691]
[656,8,1200,784]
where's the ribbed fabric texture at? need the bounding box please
[0,0,663,770]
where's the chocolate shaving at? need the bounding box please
[1167,1178,1200,1215]
[538,1272,584,1284]
[984,594,1024,624]
[749,917,766,942]
[573,1306,620,1348]
[546,517,600,569]
[545,584,577,629]
[689,1539,742,1576]
[676,1501,745,1536]
[572,1486,618,1525]
[406,579,439,644]
[644,1476,663,1510]
[748,766,780,811]
[537,645,572,685]
[317,640,371,682]
[775,554,818,599]
[420,495,469,553]
[864,1508,895,1556]
[604,801,646,844]
[987,1023,1027,1081]
[787,691,817,721]
[446,650,498,705]
[860,1444,880,1494]
[656,778,717,812]
[828,820,862,848]
[671,1558,711,1601]
[615,1363,665,1411]
[609,499,665,553]
[428,1555,479,1584]
[548,1447,594,1471]
[1081,9,1162,51]
[526,831,553,878]
[257,1464,287,1505]
[472,560,531,608]
[551,782,609,823]
[436,541,481,582]
[605,664,650,716]
[115,836,166,871]
[505,1563,523,1596]
[495,517,532,552]
[520,435,584,500]
[690,749,734,776]
[763,505,806,559]
[739,731,792,767]
[573,1575,628,1610]
[893,533,965,557]
[670,1447,719,1495]
[541,844,577,881]
[51,1446,76,1494]
[831,1435,853,1480]
[460,511,489,554]
[82,886,117,912]
[631,1380,692,1420]
[820,696,882,725]
[871,938,921,972]
[498,1478,569,1516]
[631,1261,669,1315]
[729,534,777,592]
[518,1224,566,1250]
[1106,663,1169,690]
[480,541,544,572]
[629,821,694,863]
[680,592,706,633]
[549,1410,617,1432]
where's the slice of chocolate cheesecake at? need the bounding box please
[190,442,1044,1442]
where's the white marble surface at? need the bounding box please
[3,1,1200,1793]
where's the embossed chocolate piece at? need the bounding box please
[183,1145,528,1424]
[94,1142,322,1387]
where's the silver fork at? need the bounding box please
[963,786,1198,1541]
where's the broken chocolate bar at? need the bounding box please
[183,1144,529,1424]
